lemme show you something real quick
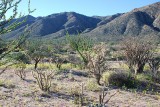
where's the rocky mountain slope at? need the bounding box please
[89,2,160,37]
[4,2,160,39]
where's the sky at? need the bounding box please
[7,0,160,18]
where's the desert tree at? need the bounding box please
[67,33,93,68]
[50,40,67,70]
[68,54,82,68]
[51,55,66,70]
[24,40,52,70]
[8,51,30,80]
[87,43,109,85]
[122,36,153,74]
[0,0,34,75]
[0,0,34,58]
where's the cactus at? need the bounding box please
[15,63,26,80]
[32,70,54,92]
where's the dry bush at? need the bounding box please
[87,43,109,85]
[104,71,136,88]
[15,63,26,80]
[69,83,85,106]
[122,36,153,74]
[54,56,65,70]
[68,54,82,68]
[98,86,119,106]
[148,54,160,77]
[32,70,54,92]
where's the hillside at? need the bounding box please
[88,2,160,37]
[3,2,160,39]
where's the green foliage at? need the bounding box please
[0,0,35,76]
[136,72,154,83]
[0,79,4,87]
[102,72,111,86]
[24,39,53,69]
[0,79,15,89]
[0,40,7,54]
[0,0,34,60]
[8,51,30,64]
[66,33,93,66]
[86,79,100,92]
[104,71,137,88]
[149,54,160,77]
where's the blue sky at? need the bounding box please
[9,0,160,17]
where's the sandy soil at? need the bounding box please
[0,69,160,107]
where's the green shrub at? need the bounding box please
[86,79,100,92]
[0,79,15,88]
[9,52,30,64]
[104,71,137,88]
[136,73,152,82]
[102,72,111,86]
[69,84,81,96]
[0,79,4,87]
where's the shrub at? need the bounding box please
[54,56,65,70]
[102,72,111,86]
[1,80,15,89]
[122,36,154,74]
[86,79,100,92]
[68,83,81,96]
[136,73,152,82]
[87,43,109,85]
[104,71,137,88]
[68,83,85,106]
[32,70,54,92]
[0,79,4,87]
[15,63,26,80]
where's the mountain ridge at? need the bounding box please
[3,2,160,39]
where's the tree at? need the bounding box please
[54,55,65,70]
[24,40,52,70]
[122,36,153,74]
[67,33,93,68]
[87,43,109,85]
[0,0,34,74]
[50,41,67,70]
[68,54,82,68]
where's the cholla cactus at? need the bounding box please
[87,43,109,85]
[32,70,54,92]
[15,63,26,80]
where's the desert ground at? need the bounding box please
[0,63,160,107]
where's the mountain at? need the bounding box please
[3,12,102,39]
[3,2,160,39]
[88,2,160,37]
